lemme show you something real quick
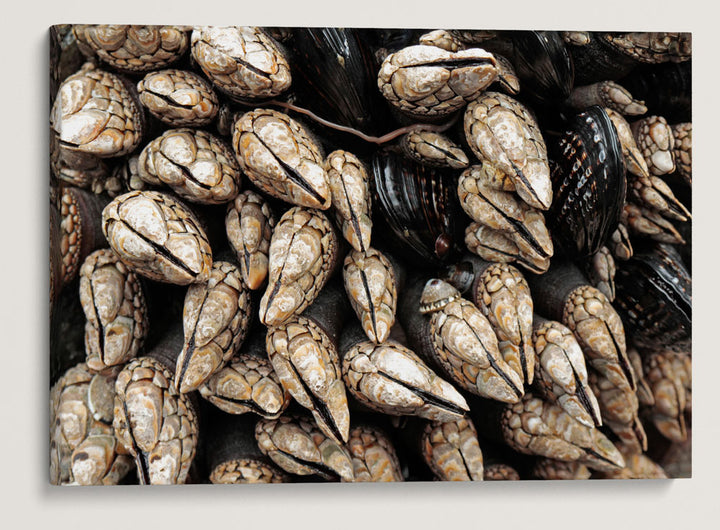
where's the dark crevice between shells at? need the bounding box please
[339,175,367,251]
[358,268,378,340]
[519,338,529,384]
[87,275,106,363]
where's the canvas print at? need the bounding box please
[49,25,692,485]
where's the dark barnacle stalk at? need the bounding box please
[205,410,289,484]
[57,187,109,287]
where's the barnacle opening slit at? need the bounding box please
[483,349,523,399]
[122,400,152,485]
[339,178,365,251]
[144,90,196,110]
[474,187,550,257]
[275,451,341,482]
[602,320,636,391]
[252,134,326,205]
[378,371,467,417]
[198,38,273,79]
[164,158,214,191]
[397,58,494,70]
[358,269,378,337]
[105,218,198,277]
[86,278,106,358]
[176,334,196,385]
[573,369,602,426]
[289,363,346,443]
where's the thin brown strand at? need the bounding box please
[266,100,459,144]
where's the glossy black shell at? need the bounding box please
[614,243,691,353]
[287,27,389,138]
[371,150,460,267]
[548,106,627,258]
[506,31,574,107]
[618,61,691,123]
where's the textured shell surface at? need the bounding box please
[79,248,148,370]
[191,26,291,101]
[378,45,498,118]
[73,25,189,72]
[101,190,213,285]
[50,64,144,158]
[138,128,241,204]
[233,108,331,209]
[137,69,219,126]
[176,261,252,393]
[464,92,552,211]
[259,207,337,326]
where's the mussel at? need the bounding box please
[614,243,691,353]
[548,106,627,258]
[371,150,461,267]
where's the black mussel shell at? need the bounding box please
[614,243,691,353]
[618,61,691,123]
[371,150,461,267]
[548,106,627,258]
[505,31,574,107]
[287,27,391,140]
[566,32,639,85]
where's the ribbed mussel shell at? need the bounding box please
[548,105,627,257]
